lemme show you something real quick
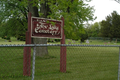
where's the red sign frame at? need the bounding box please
[31,17,63,39]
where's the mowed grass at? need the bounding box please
[0,47,31,80]
[35,47,118,80]
[0,37,119,80]
[0,46,119,80]
[1,37,120,45]
[0,37,25,44]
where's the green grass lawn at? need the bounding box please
[0,37,119,80]
[65,39,120,45]
[0,37,25,44]
[0,46,119,80]
[1,37,120,45]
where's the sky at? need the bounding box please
[88,0,120,23]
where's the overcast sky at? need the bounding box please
[88,0,120,23]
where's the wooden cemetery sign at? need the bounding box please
[23,13,66,76]
[31,17,62,39]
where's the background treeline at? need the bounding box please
[0,8,120,42]
[84,11,120,42]
[0,0,95,42]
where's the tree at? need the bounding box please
[111,11,120,42]
[100,11,120,42]
[0,18,27,41]
[84,22,92,37]
[0,0,95,56]
[91,22,100,37]
[0,0,28,41]
[80,29,88,42]
[100,20,110,37]
[85,22,100,37]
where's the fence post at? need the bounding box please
[32,46,36,80]
[118,47,120,80]
[23,12,32,76]
[60,17,66,72]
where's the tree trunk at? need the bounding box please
[28,0,48,57]
[33,38,48,56]
[110,37,112,42]
[116,38,117,43]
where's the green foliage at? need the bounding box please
[100,20,110,37]
[100,11,120,41]
[85,22,101,37]
[0,0,28,21]
[40,0,95,39]
[80,30,88,42]
[0,18,27,41]
[0,0,28,40]
[0,0,95,40]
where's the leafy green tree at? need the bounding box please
[100,11,120,42]
[111,11,120,42]
[91,22,100,37]
[85,22,100,37]
[84,22,92,37]
[0,18,27,41]
[80,29,88,42]
[100,20,109,37]
[0,0,28,41]
[0,0,95,56]
[0,0,95,38]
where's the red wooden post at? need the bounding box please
[23,12,32,76]
[60,17,66,72]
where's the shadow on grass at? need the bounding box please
[0,75,31,80]
[35,55,56,60]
